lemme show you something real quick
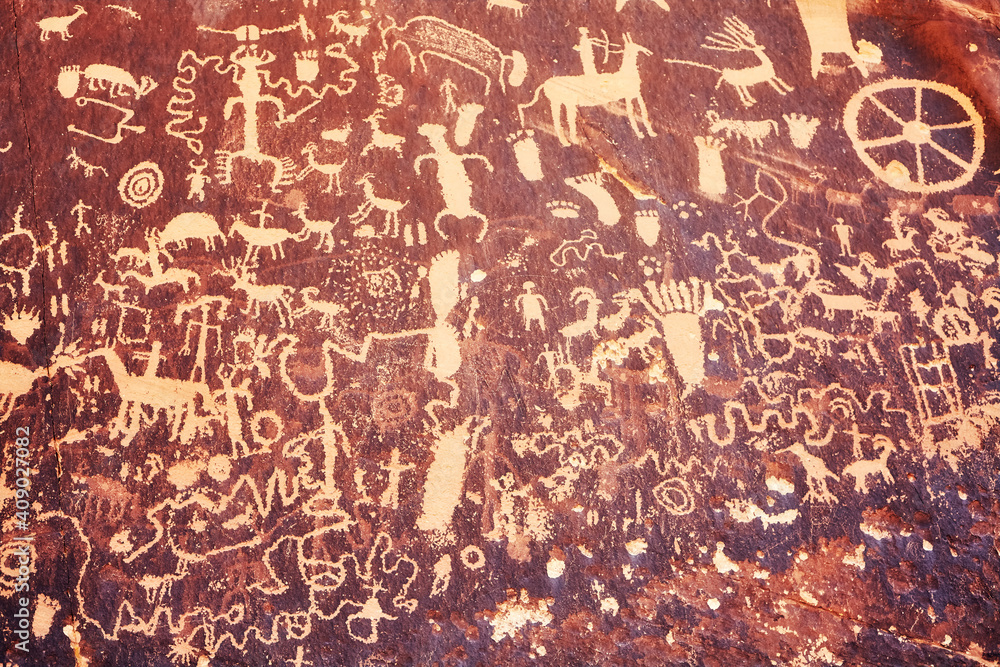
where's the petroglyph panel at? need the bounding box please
[1,0,1000,665]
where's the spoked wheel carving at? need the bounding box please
[844,79,984,193]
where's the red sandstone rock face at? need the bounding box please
[1,1,999,665]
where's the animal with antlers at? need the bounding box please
[666,16,791,107]
[217,257,296,327]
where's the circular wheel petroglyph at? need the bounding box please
[844,79,984,194]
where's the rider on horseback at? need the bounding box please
[574,28,613,75]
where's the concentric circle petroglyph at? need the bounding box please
[118,161,164,208]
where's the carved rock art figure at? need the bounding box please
[417,417,487,532]
[706,110,777,148]
[328,11,369,46]
[416,123,493,241]
[666,17,792,108]
[519,33,656,145]
[293,203,339,251]
[628,277,723,392]
[38,5,87,41]
[60,66,152,143]
[57,64,157,99]
[294,49,320,82]
[300,143,347,194]
[487,0,528,18]
[634,209,661,246]
[783,113,820,149]
[0,206,40,297]
[565,172,620,225]
[695,135,727,197]
[160,212,225,252]
[185,160,210,202]
[114,229,200,293]
[215,43,295,192]
[453,102,484,146]
[118,161,165,209]
[361,110,405,157]
[66,148,108,178]
[616,0,670,12]
[382,16,528,95]
[793,0,869,78]
[9,2,1000,663]
[844,79,984,194]
[558,287,601,358]
[228,207,300,262]
[90,343,219,446]
[3,308,40,345]
[508,129,543,181]
[349,173,409,236]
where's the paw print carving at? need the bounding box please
[638,255,662,278]
[671,201,703,221]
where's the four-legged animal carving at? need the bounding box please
[38,5,86,41]
[229,213,300,262]
[361,110,405,157]
[666,16,792,107]
[217,259,296,327]
[160,212,225,252]
[114,229,200,293]
[519,33,656,145]
[487,0,527,17]
[57,64,157,99]
[90,344,218,446]
[297,287,347,329]
[703,17,792,107]
[349,173,409,235]
[293,203,339,251]
[300,143,347,194]
[328,11,369,46]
